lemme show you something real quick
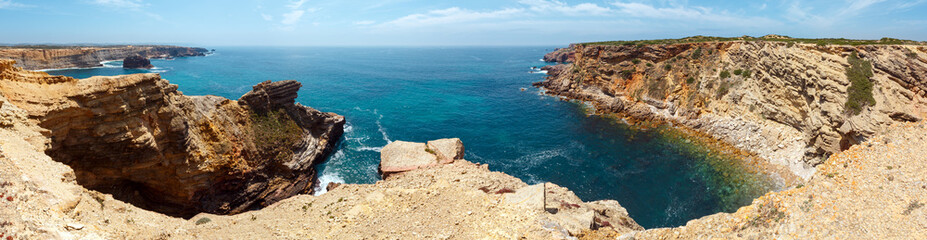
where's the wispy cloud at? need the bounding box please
[0,0,28,9]
[261,13,273,21]
[383,7,524,28]
[785,0,890,27]
[354,20,376,25]
[277,0,318,30]
[519,0,612,16]
[90,0,162,20]
[92,0,143,10]
[609,1,778,27]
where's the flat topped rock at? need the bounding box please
[379,138,466,177]
[426,138,464,164]
[380,141,438,175]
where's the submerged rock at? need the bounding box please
[122,55,153,69]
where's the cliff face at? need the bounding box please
[0,45,209,70]
[537,41,927,178]
[0,59,344,217]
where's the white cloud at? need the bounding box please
[277,0,318,28]
[287,0,308,10]
[281,10,305,25]
[0,0,27,9]
[261,13,273,21]
[92,0,143,10]
[354,20,376,25]
[382,7,524,28]
[519,0,612,16]
[90,0,162,20]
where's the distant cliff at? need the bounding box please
[0,45,209,70]
[537,36,927,179]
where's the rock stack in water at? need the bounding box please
[0,59,345,217]
[122,55,153,69]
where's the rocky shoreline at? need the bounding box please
[0,60,343,217]
[0,45,209,70]
[536,40,927,180]
[1,42,925,238]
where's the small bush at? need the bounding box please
[195,217,212,225]
[646,63,653,67]
[733,69,743,75]
[251,108,304,165]
[691,48,702,59]
[844,52,875,115]
[907,52,919,59]
[631,58,641,64]
[787,42,795,48]
[717,82,731,97]
[664,64,672,70]
[719,70,731,79]
[742,69,752,78]
[686,77,695,84]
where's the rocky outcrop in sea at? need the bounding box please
[122,55,153,69]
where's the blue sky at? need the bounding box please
[1,0,925,46]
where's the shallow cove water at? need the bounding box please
[47,47,771,228]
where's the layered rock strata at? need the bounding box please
[0,45,209,70]
[0,60,344,217]
[537,41,927,179]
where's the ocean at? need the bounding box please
[46,47,771,228]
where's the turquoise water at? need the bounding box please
[46,47,766,228]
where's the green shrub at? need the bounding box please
[646,63,653,67]
[717,82,731,97]
[719,70,731,79]
[742,69,751,78]
[251,109,304,164]
[686,77,695,84]
[786,42,795,48]
[908,52,919,59]
[632,58,641,64]
[664,64,672,70]
[691,48,702,59]
[844,52,875,115]
[733,69,743,75]
[196,217,212,225]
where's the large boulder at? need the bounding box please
[122,55,153,69]
[379,138,465,177]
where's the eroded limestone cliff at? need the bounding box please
[0,45,209,70]
[537,40,927,179]
[0,60,344,217]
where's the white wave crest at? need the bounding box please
[313,171,345,196]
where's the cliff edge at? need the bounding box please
[0,59,344,217]
[0,45,209,70]
[537,39,927,179]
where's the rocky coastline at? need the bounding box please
[1,40,926,238]
[535,39,927,180]
[0,59,344,217]
[0,45,209,70]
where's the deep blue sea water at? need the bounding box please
[46,47,769,228]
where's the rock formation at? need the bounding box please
[0,45,208,70]
[379,138,464,177]
[543,46,575,63]
[0,59,344,217]
[537,40,927,179]
[122,55,153,69]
